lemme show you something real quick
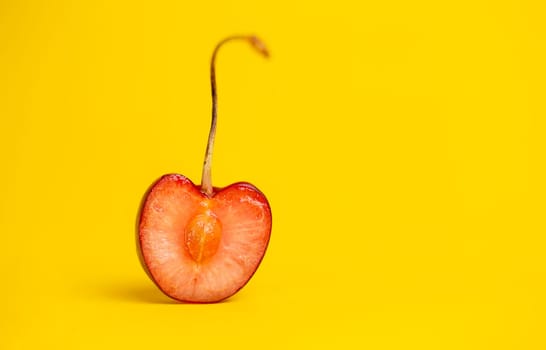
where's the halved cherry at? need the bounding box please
[137,36,272,303]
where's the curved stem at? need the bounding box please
[200,35,269,196]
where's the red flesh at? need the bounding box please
[138,174,272,303]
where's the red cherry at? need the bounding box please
[137,36,271,303]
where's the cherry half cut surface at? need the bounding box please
[137,35,272,303]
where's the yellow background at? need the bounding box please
[1,0,545,348]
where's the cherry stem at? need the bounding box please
[200,35,269,196]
